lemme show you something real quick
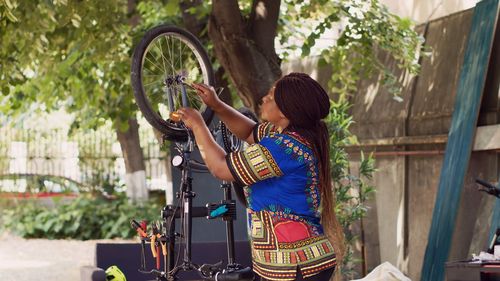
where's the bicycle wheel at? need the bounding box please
[131,25,215,141]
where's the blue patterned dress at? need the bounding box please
[226,122,336,280]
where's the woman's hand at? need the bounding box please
[177,107,205,131]
[191,82,222,110]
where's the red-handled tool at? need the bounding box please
[151,221,161,270]
[131,219,148,270]
[131,219,148,238]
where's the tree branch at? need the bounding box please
[180,0,206,38]
[127,0,140,27]
[209,0,282,112]
[248,0,281,63]
[211,0,245,36]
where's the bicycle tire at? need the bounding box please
[131,25,215,140]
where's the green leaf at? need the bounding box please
[5,8,18,22]
[165,0,180,16]
[1,86,9,95]
[4,0,15,9]
[42,218,57,232]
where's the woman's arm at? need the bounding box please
[177,107,235,181]
[213,102,257,144]
[192,83,257,144]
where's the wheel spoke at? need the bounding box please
[177,39,186,74]
[164,35,176,76]
[133,27,213,137]
[143,79,163,88]
[156,36,168,77]
[170,35,177,72]
[143,73,164,78]
[143,53,164,74]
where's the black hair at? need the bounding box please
[274,72,344,261]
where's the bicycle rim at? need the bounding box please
[132,25,214,139]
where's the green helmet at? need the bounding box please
[105,265,126,281]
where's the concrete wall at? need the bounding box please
[380,0,480,23]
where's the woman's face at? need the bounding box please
[260,85,286,125]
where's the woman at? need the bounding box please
[178,72,344,281]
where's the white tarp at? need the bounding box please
[351,262,411,281]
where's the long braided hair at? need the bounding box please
[274,72,345,262]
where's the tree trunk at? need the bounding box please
[116,118,148,202]
[208,0,282,113]
[152,129,174,205]
[215,66,233,106]
[180,1,233,107]
[116,0,147,202]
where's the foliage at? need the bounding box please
[326,100,376,277]
[0,0,137,131]
[135,0,182,29]
[0,0,423,134]
[0,193,160,240]
[0,0,18,23]
[280,0,424,100]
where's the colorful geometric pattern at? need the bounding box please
[250,211,277,250]
[250,210,336,280]
[226,144,283,186]
[273,134,320,213]
[227,123,337,280]
[253,122,279,142]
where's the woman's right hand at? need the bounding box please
[191,83,222,110]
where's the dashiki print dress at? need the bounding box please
[226,122,336,281]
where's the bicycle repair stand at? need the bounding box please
[133,132,253,281]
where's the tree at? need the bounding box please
[207,0,423,110]
[1,0,423,277]
[0,0,149,200]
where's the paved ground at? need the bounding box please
[0,232,133,281]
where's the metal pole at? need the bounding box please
[182,137,195,264]
[222,182,236,265]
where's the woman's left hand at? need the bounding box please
[177,107,205,130]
